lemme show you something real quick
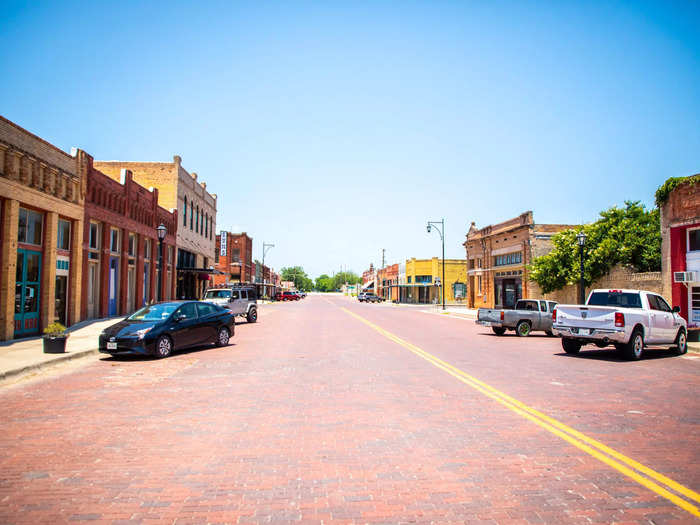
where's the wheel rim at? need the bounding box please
[679,332,686,352]
[158,338,171,356]
[219,328,229,345]
[634,335,643,358]
[519,324,530,336]
[251,310,257,320]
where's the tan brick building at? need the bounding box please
[463,211,572,309]
[94,156,217,299]
[0,116,85,340]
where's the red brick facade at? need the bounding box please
[214,232,254,285]
[81,153,177,319]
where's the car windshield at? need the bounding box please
[128,303,179,321]
[205,290,231,299]
[587,292,642,309]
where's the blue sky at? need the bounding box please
[2,1,699,278]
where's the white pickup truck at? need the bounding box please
[552,289,688,360]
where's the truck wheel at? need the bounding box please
[492,327,506,336]
[623,328,644,360]
[247,307,257,323]
[562,338,581,354]
[516,321,531,337]
[673,328,687,355]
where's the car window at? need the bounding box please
[653,295,672,312]
[205,289,231,299]
[176,302,198,319]
[231,290,240,300]
[518,300,536,311]
[240,290,247,300]
[548,301,558,312]
[196,303,217,317]
[539,301,547,312]
[588,292,642,309]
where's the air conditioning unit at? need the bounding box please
[674,271,697,283]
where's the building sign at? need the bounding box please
[220,231,227,257]
[56,256,70,277]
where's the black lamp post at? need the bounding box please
[577,231,586,304]
[156,223,167,302]
[427,218,446,311]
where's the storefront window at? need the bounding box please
[57,219,70,250]
[689,229,700,252]
[18,208,43,245]
[692,286,700,326]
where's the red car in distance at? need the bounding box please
[276,291,300,301]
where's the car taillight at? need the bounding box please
[615,312,624,327]
[552,309,557,323]
[500,311,504,321]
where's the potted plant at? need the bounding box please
[43,322,68,354]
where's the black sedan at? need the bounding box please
[99,301,235,358]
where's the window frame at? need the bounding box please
[110,228,120,253]
[688,227,700,253]
[57,218,71,251]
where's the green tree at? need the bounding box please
[280,266,312,291]
[332,271,362,291]
[528,201,661,294]
[315,274,334,292]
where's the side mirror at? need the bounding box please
[673,306,681,313]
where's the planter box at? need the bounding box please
[43,335,68,354]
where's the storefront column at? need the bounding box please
[135,235,145,308]
[41,211,58,331]
[69,218,83,326]
[0,199,19,340]
[99,221,111,317]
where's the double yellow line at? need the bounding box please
[341,307,700,518]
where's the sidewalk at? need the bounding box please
[0,317,122,382]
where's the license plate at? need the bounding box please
[107,342,117,350]
[578,328,591,336]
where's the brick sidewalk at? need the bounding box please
[0,317,122,382]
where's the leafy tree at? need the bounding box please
[528,201,661,294]
[280,266,313,291]
[332,271,362,291]
[315,274,334,292]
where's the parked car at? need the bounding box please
[362,293,384,303]
[276,291,300,301]
[99,301,235,358]
[553,289,688,360]
[203,286,258,323]
[295,291,307,299]
[477,299,558,336]
[358,292,369,302]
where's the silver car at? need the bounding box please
[202,287,258,323]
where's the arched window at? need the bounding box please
[190,201,194,230]
[183,196,187,226]
[205,213,208,237]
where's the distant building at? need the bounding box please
[94,156,217,300]
[463,211,572,309]
[398,258,467,304]
[214,231,253,285]
[660,175,700,331]
[362,263,376,293]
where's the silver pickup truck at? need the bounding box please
[202,286,258,323]
[477,299,558,337]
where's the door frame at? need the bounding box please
[14,248,42,336]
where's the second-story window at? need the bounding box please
[190,201,194,230]
[128,233,136,257]
[110,228,120,253]
[183,196,187,226]
[144,239,151,260]
[57,219,70,251]
[196,205,199,232]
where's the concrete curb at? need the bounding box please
[0,348,99,383]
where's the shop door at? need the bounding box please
[503,280,517,309]
[87,262,99,318]
[14,249,41,336]
[143,262,150,306]
[108,257,119,316]
[127,267,135,313]
[55,275,68,325]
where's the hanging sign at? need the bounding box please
[220,232,227,257]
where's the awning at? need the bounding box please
[176,267,225,275]
[362,280,375,290]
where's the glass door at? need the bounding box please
[14,249,41,336]
[55,275,67,325]
[108,257,119,316]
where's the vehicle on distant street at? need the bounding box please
[553,289,688,360]
[362,293,384,303]
[203,286,258,323]
[276,291,300,301]
[477,299,558,336]
[358,292,368,302]
[99,301,235,358]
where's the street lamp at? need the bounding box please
[262,242,274,298]
[156,223,167,302]
[577,231,587,304]
[427,218,446,311]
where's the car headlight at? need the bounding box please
[134,327,153,339]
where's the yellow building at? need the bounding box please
[399,257,468,304]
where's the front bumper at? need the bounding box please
[99,335,155,356]
[553,325,626,343]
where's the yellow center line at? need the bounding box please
[340,307,700,518]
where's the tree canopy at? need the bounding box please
[528,201,661,294]
[279,266,314,291]
[314,271,362,292]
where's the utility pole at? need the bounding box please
[381,248,385,268]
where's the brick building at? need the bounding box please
[94,156,217,300]
[361,263,376,293]
[660,175,700,331]
[80,153,177,320]
[377,263,399,301]
[0,116,85,340]
[464,212,572,309]
[214,232,253,285]
[397,258,468,304]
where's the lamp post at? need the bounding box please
[156,223,167,302]
[577,231,586,304]
[427,218,446,311]
[262,242,274,298]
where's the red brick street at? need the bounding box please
[1,296,698,524]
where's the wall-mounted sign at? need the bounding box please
[220,231,227,257]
